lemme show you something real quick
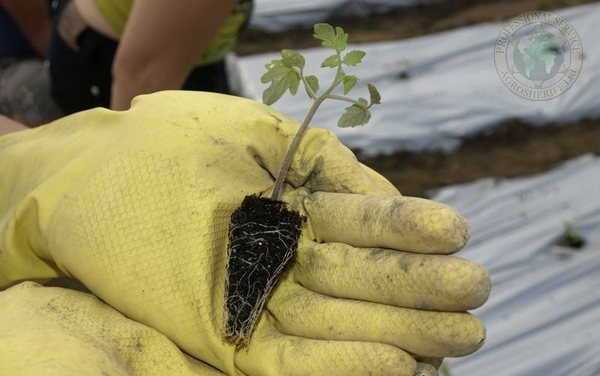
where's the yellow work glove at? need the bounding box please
[0,91,490,376]
[0,281,226,376]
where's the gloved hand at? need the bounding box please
[0,281,226,376]
[0,91,490,376]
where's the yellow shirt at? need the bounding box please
[94,0,253,66]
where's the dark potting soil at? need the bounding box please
[225,195,304,346]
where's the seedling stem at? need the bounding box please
[271,51,345,200]
[261,23,382,201]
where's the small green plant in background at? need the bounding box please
[558,222,586,249]
[261,23,382,200]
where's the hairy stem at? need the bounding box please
[270,97,324,200]
[270,52,343,201]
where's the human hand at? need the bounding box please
[0,91,490,375]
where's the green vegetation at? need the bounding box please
[261,23,381,200]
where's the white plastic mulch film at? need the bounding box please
[436,155,600,376]
[250,0,436,32]
[233,3,598,155]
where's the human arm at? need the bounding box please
[110,0,233,110]
[0,115,28,136]
[2,0,51,57]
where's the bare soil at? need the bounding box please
[237,0,596,56]
[356,119,600,197]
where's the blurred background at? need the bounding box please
[1,0,599,374]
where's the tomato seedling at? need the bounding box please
[224,23,381,347]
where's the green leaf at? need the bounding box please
[260,63,291,84]
[338,104,371,128]
[313,23,335,42]
[305,75,319,96]
[368,84,381,105]
[263,78,288,105]
[334,26,348,51]
[358,97,369,108]
[286,70,300,95]
[314,23,337,48]
[265,59,284,69]
[281,49,305,69]
[342,75,357,94]
[321,54,340,68]
[343,50,366,66]
[314,23,348,50]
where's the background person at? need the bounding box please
[0,0,50,59]
[0,114,27,135]
[1,0,253,119]
[0,0,61,126]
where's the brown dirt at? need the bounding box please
[237,0,596,56]
[356,119,600,198]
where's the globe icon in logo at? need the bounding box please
[494,11,583,101]
[512,26,565,83]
